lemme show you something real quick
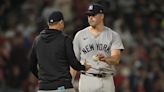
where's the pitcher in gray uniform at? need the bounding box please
[72,3,124,92]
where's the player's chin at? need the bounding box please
[89,22,95,25]
[90,24,96,27]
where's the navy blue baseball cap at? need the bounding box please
[86,3,104,16]
[48,11,64,23]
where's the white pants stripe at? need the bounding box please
[79,74,115,92]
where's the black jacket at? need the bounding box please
[30,29,85,90]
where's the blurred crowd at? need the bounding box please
[0,0,164,92]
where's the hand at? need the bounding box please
[97,53,106,62]
[83,59,91,71]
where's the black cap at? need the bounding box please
[48,11,64,23]
[86,4,104,16]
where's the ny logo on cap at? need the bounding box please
[89,5,93,10]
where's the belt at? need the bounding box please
[81,72,110,78]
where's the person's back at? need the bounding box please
[35,29,72,89]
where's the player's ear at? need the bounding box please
[100,14,104,20]
[59,20,64,28]
[59,20,64,24]
[57,20,64,27]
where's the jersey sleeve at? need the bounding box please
[30,36,39,79]
[73,32,81,61]
[111,32,124,51]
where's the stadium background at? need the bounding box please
[0,0,164,92]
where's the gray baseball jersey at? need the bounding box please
[73,26,124,74]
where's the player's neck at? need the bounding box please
[90,24,104,32]
[89,23,104,38]
[48,25,63,31]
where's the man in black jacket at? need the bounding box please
[30,11,91,92]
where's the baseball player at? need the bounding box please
[72,3,124,92]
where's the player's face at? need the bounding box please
[88,13,104,27]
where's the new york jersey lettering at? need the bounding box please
[82,43,110,54]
